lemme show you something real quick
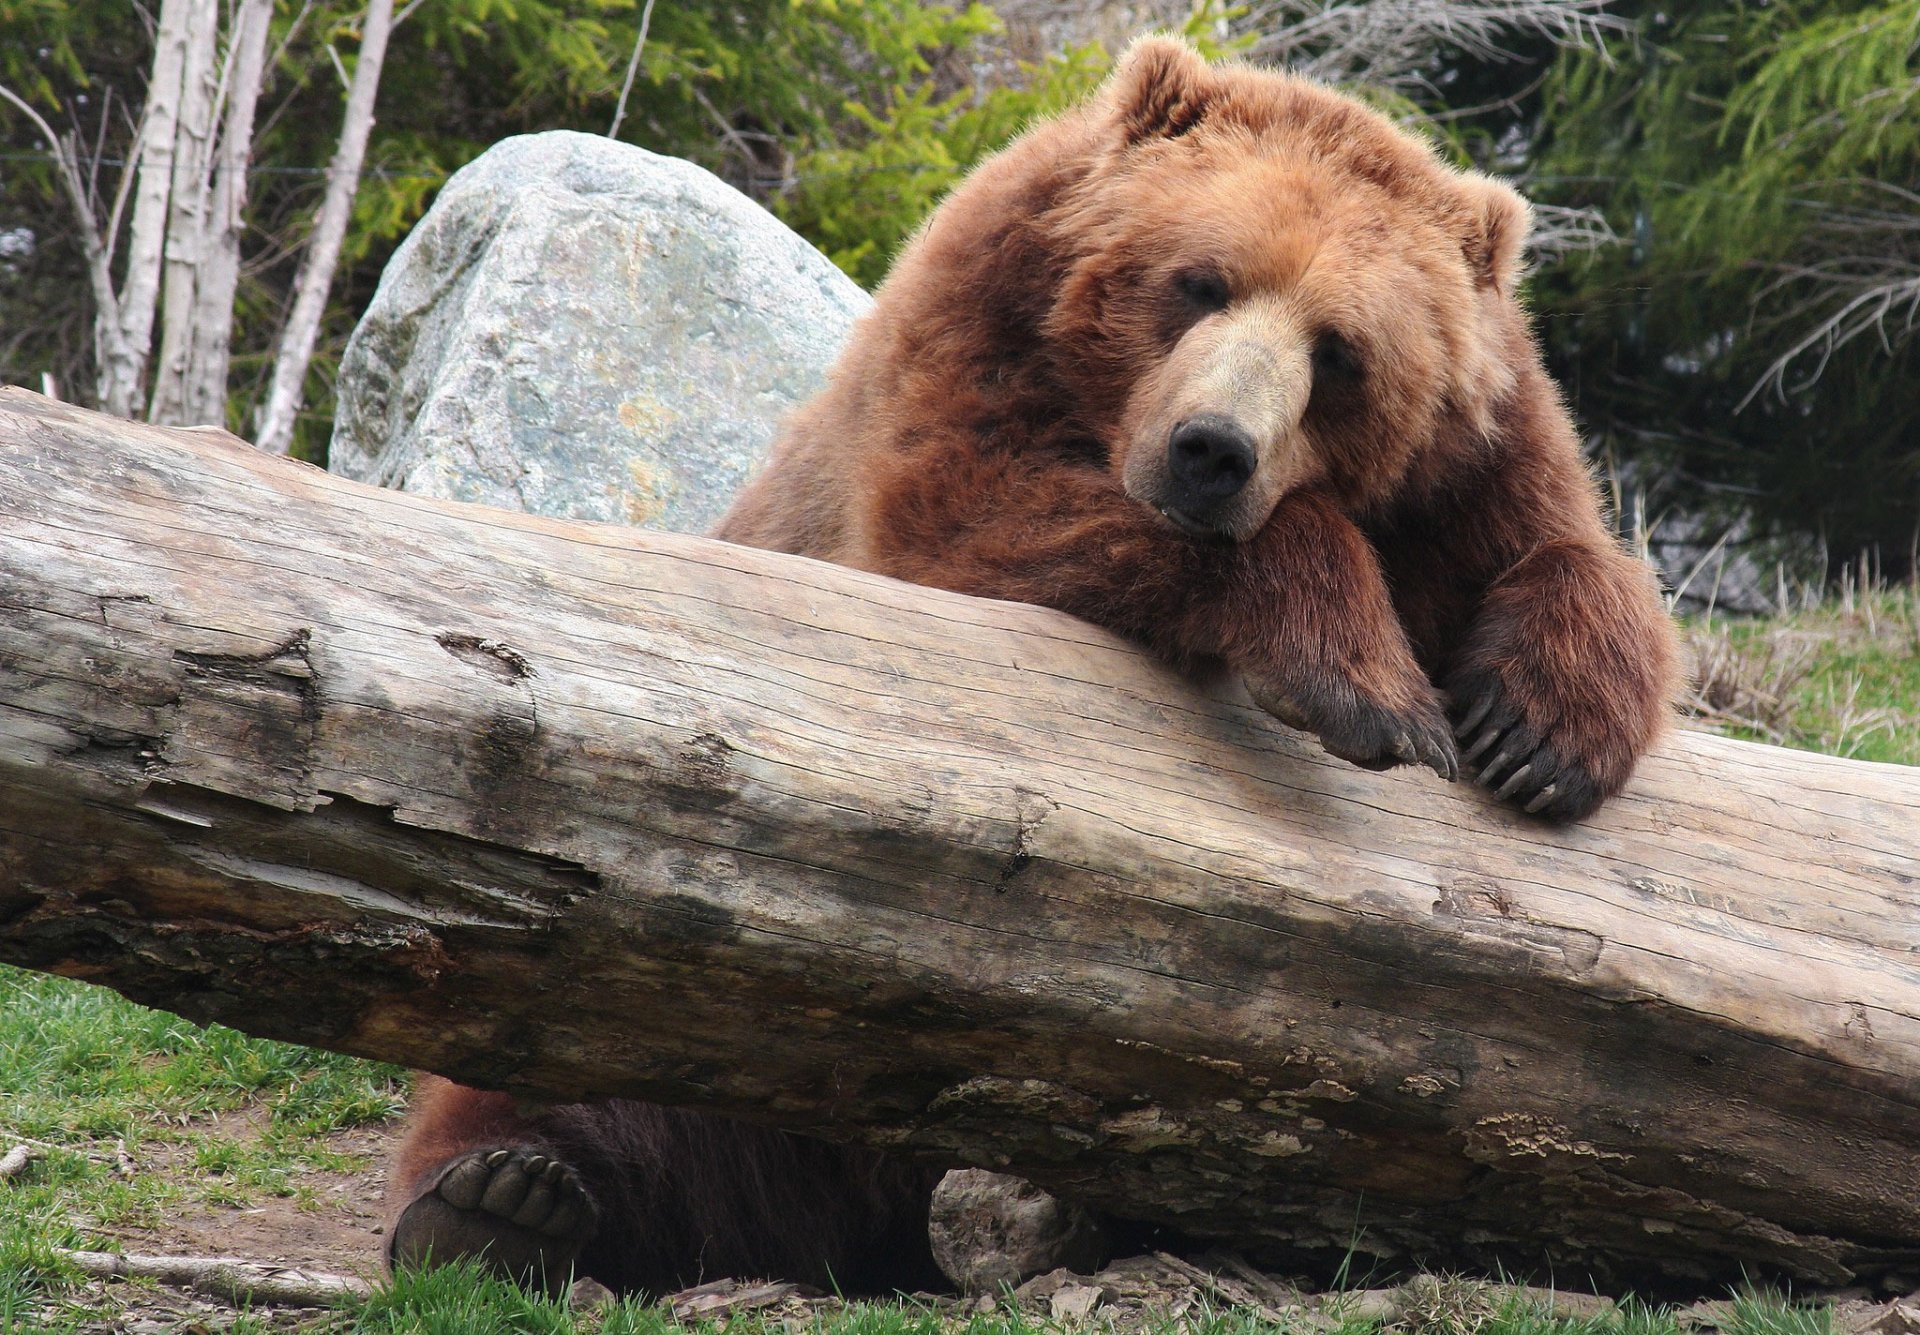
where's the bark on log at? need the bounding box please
[1,389,1917,1290]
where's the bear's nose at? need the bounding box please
[1166,415,1257,514]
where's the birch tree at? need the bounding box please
[254,0,394,456]
[0,0,199,417]
[0,0,384,435]
[148,0,275,428]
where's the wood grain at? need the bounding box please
[1,388,1916,1288]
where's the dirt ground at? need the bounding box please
[108,1113,396,1283]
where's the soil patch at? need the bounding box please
[106,1109,397,1281]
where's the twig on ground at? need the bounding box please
[1151,1251,1293,1322]
[58,1249,372,1308]
[0,1143,37,1179]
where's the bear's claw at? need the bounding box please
[389,1145,600,1290]
[1248,672,1457,781]
[1448,677,1602,823]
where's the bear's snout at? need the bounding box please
[1165,414,1257,524]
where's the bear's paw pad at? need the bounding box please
[390,1146,600,1284]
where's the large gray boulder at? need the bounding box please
[329,130,869,533]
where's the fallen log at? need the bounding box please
[1,388,1917,1291]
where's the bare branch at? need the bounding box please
[1740,260,1920,409]
[0,84,134,387]
[1740,185,1920,407]
[1525,200,1618,260]
[57,1251,371,1307]
[608,0,659,140]
[254,0,395,456]
[1243,0,1626,92]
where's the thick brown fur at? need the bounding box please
[389,38,1679,1294]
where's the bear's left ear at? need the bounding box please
[1106,35,1215,144]
[1458,173,1533,296]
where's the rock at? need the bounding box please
[1050,1282,1109,1321]
[567,1277,616,1312]
[330,130,869,534]
[1852,1301,1920,1335]
[930,1169,1113,1296]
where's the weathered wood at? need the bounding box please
[1,388,1917,1289]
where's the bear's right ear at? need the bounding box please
[1106,35,1215,144]
[1457,173,1533,297]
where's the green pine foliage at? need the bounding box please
[1526,2,1920,573]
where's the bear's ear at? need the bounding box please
[1458,173,1533,296]
[1106,35,1215,144]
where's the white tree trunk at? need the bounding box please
[254,0,395,456]
[147,0,221,426]
[182,0,276,428]
[100,0,196,418]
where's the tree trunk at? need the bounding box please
[1,389,1917,1291]
[182,0,276,429]
[147,0,221,427]
[100,0,195,418]
[254,0,394,457]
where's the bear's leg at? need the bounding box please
[389,1079,943,1296]
[386,1077,600,1292]
[1210,490,1458,779]
[865,454,1456,778]
[1445,537,1677,822]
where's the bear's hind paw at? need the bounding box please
[389,1145,600,1290]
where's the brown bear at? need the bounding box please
[385,36,1680,1295]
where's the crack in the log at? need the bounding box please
[998,787,1059,891]
[435,632,535,681]
[167,628,321,806]
[174,628,318,716]
[1432,876,1605,976]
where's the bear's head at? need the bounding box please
[1042,37,1534,542]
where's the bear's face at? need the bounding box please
[1042,40,1531,542]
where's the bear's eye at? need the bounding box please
[1174,269,1232,312]
[1312,330,1364,381]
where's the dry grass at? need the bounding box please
[1680,583,1920,765]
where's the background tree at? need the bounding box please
[1527,0,1920,579]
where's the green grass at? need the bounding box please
[0,964,404,1329]
[1684,584,1920,765]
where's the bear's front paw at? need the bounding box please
[1448,669,1608,822]
[1246,670,1457,781]
[389,1146,600,1290]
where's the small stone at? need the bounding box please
[1013,1266,1078,1304]
[1509,1286,1616,1320]
[1331,1288,1402,1323]
[1678,1299,1736,1329]
[1050,1283,1107,1321]
[1853,1301,1920,1335]
[568,1276,616,1311]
